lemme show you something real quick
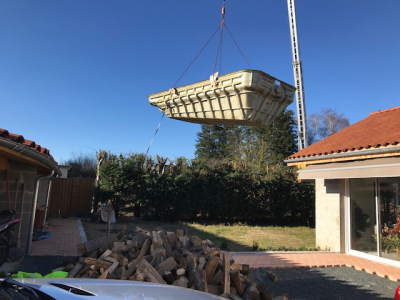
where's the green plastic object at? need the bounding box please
[12,271,42,279]
[43,271,68,278]
[11,270,68,279]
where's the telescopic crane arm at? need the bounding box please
[287,0,308,150]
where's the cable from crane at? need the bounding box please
[145,0,253,156]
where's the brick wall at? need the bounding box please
[0,161,37,251]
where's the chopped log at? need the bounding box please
[136,226,149,235]
[68,263,83,278]
[136,259,167,284]
[176,268,186,278]
[115,265,126,279]
[202,241,211,255]
[205,256,220,284]
[195,269,208,293]
[87,270,99,278]
[159,231,172,256]
[223,252,231,295]
[99,271,117,279]
[172,250,187,269]
[207,285,224,296]
[172,276,189,288]
[136,237,152,260]
[163,271,175,284]
[89,264,99,271]
[176,229,185,237]
[243,273,252,285]
[155,257,178,276]
[231,263,250,276]
[64,263,75,272]
[105,261,119,275]
[197,257,206,270]
[81,257,112,270]
[121,260,140,280]
[98,249,112,260]
[77,234,118,255]
[267,271,279,282]
[152,231,163,249]
[152,247,166,258]
[187,255,197,274]
[175,240,183,250]
[211,270,224,285]
[103,256,118,264]
[181,249,193,257]
[230,270,244,297]
[121,232,148,252]
[112,241,125,252]
[189,245,203,252]
[243,282,261,300]
[131,272,145,281]
[166,232,177,250]
[110,251,129,266]
[180,236,188,248]
[189,235,202,247]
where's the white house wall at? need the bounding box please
[315,178,345,252]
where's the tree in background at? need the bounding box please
[195,110,298,172]
[195,125,236,161]
[59,152,97,178]
[307,108,350,145]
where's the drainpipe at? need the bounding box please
[26,170,55,256]
[42,175,58,229]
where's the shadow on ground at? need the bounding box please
[251,266,398,300]
[17,256,78,276]
[84,218,308,252]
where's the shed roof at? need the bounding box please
[0,128,58,165]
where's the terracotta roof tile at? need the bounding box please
[0,128,57,164]
[287,106,400,160]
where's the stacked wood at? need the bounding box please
[73,227,277,300]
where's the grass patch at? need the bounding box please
[82,218,315,252]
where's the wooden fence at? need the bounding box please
[48,178,95,218]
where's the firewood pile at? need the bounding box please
[69,226,285,300]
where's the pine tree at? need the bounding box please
[195,125,235,161]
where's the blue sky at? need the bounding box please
[1,1,399,163]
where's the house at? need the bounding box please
[285,106,400,267]
[0,128,61,259]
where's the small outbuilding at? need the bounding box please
[285,106,400,267]
[0,128,61,259]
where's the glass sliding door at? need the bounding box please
[349,178,377,255]
[379,178,399,261]
[348,177,400,263]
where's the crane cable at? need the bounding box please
[146,0,252,156]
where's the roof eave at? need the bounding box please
[0,137,61,176]
[285,146,400,166]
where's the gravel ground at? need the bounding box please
[251,266,399,300]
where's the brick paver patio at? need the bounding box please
[30,218,82,256]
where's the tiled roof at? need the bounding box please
[287,106,400,161]
[0,128,57,164]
